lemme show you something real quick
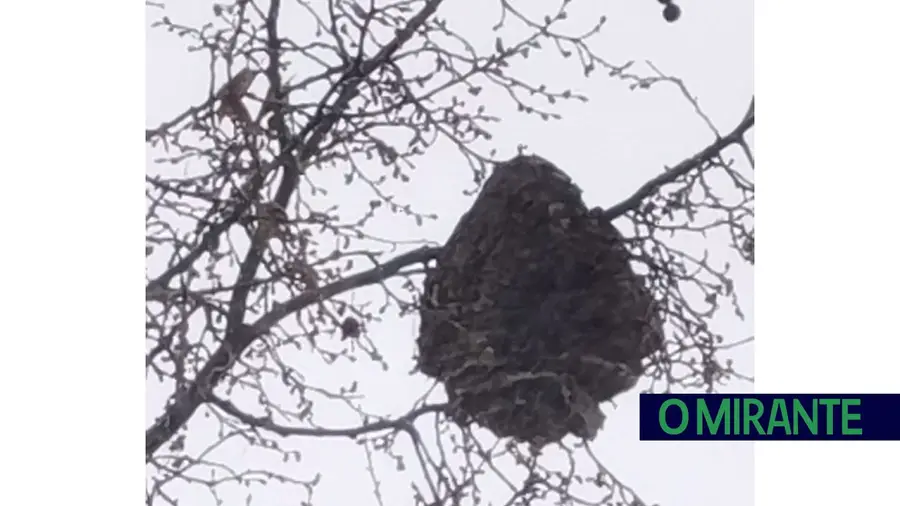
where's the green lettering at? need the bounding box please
[742,398,765,435]
[841,399,862,435]
[732,398,740,435]
[698,399,729,435]
[819,398,840,434]
[767,398,791,435]
[659,399,689,434]
[792,398,817,434]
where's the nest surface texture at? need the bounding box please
[417,155,664,447]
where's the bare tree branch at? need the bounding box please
[146,2,752,504]
[145,102,753,458]
[146,245,437,458]
[209,394,446,438]
[605,99,754,219]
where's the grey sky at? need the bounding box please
[146,1,753,506]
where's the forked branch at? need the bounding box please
[145,97,754,459]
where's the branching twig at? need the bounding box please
[209,394,446,438]
[606,98,754,219]
[146,100,753,458]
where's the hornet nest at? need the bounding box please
[416,155,664,447]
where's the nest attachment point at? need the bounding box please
[416,155,664,447]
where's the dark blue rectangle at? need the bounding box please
[639,394,900,440]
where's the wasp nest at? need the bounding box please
[417,155,664,447]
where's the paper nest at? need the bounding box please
[416,155,664,447]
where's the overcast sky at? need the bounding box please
[146,1,753,506]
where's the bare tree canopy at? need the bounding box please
[146,1,753,505]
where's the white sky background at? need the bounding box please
[144,1,753,506]
[7,0,900,506]
[8,2,900,506]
